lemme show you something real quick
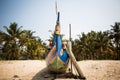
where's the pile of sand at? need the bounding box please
[0,60,120,80]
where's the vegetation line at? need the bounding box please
[0,22,120,60]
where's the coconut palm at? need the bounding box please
[0,23,48,60]
[20,30,47,59]
[95,31,115,59]
[0,22,24,59]
[109,22,120,59]
[72,31,114,60]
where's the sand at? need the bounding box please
[0,60,120,80]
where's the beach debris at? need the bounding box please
[12,75,21,80]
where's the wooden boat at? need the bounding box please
[46,12,69,73]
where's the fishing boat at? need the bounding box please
[46,11,69,73]
[45,2,86,79]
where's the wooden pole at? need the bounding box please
[69,24,72,41]
[66,41,86,79]
[69,24,72,73]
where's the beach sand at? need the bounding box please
[0,60,120,80]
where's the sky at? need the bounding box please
[0,0,120,43]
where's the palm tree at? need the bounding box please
[0,23,48,60]
[0,22,24,59]
[20,30,47,59]
[109,22,120,59]
[72,31,114,60]
[95,31,115,59]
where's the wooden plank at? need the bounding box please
[66,41,86,79]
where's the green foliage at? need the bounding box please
[109,22,120,59]
[72,31,116,60]
[0,22,47,60]
[0,22,120,60]
[0,23,23,60]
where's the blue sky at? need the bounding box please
[0,0,120,43]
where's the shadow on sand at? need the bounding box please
[32,67,54,80]
[32,67,79,80]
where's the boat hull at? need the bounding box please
[46,46,69,73]
[47,55,69,73]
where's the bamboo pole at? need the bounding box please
[66,41,86,79]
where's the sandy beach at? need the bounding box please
[0,60,120,80]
